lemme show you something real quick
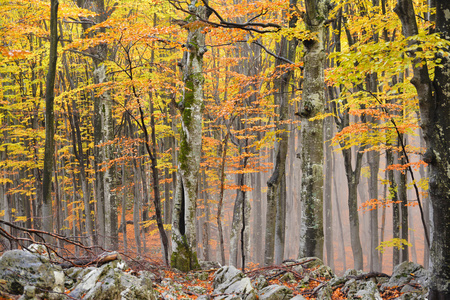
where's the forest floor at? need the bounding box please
[114,211,411,299]
[123,258,406,299]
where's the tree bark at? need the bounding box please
[264,36,293,266]
[395,0,450,297]
[171,0,211,271]
[298,0,328,259]
[42,0,59,238]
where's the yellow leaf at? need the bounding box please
[15,216,27,222]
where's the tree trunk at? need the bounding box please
[171,0,211,271]
[42,0,58,238]
[230,167,250,267]
[298,0,328,259]
[395,0,450,297]
[264,36,292,265]
[324,109,334,269]
[343,148,364,270]
[368,149,380,271]
[94,65,118,250]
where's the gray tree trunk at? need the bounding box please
[395,0,450,297]
[94,65,118,250]
[324,108,334,269]
[298,0,328,259]
[230,170,251,267]
[368,149,380,272]
[42,0,58,238]
[264,36,293,265]
[171,0,211,271]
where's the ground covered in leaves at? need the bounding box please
[127,257,420,299]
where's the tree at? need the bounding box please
[298,0,329,259]
[395,0,450,297]
[170,0,212,271]
[42,0,59,238]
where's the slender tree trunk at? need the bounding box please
[42,0,58,238]
[343,148,364,270]
[230,163,250,267]
[132,159,142,256]
[332,163,346,272]
[121,164,128,253]
[324,110,334,269]
[252,170,263,264]
[368,149,380,271]
[217,133,228,266]
[264,36,292,265]
[398,149,409,262]
[201,171,210,261]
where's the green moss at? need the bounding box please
[183,79,195,128]
[170,236,200,272]
[179,135,191,173]
[184,14,196,23]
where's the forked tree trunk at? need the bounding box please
[171,0,212,271]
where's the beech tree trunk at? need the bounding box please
[395,0,450,297]
[298,0,328,259]
[42,0,58,237]
[264,36,292,266]
[171,0,211,271]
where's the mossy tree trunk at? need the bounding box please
[298,0,328,259]
[171,0,211,272]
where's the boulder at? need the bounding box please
[68,259,156,300]
[354,281,382,300]
[213,266,257,300]
[200,260,221,270]
[0,250,64,299]
[258,284,293,300]
[382,261,427,291]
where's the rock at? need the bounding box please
[200,261,221,270]
[188,285,207,294]
[354,281,382,300]
[282,261,303,274]
[258,284,293,300]
[213,266,257,300]
[0,250,64,299]
[18,285,36,300]
[253,275,268,290]
[68,259,156,300]
[382,262,427,291]
[195,271,210,281]
[296,257,324,270]
[317,284,333,300]
[310,265,334,280]
[279,272,296,283]
[26,244,56,260]
[120,270,157,300]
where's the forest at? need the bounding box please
[0,0,449,298]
